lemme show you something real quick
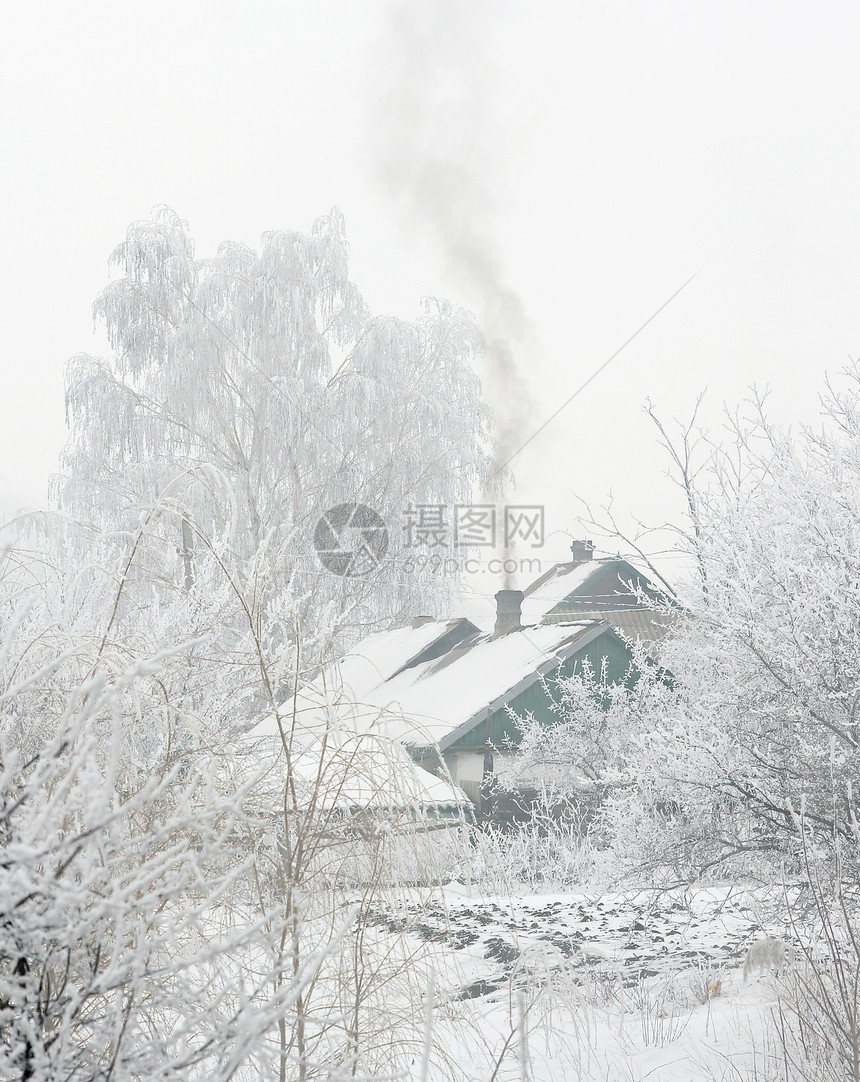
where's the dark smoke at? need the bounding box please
[365,0,539,482]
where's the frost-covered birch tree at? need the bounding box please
[56,207,494,648]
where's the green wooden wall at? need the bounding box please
[446,628,634,752]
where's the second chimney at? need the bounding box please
[570,539,595,564]
[492,589,524,639]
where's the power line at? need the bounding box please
[496,269,700,473]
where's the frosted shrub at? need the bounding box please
[762,829,860,1082]
[623,977,689,1049]
[0,645,294,1081]
[472,817,596,892]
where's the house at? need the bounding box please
[293,542,672,814]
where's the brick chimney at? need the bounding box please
[570,539,594,564]
[492,589,524,639]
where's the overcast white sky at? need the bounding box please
[3,0,860,601]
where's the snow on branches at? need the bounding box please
[56,208,495,651]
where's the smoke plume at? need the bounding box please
[365,0,539,480]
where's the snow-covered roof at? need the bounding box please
[296,620,610,750]
[324,618,478,702]
[520,557,670,640]
[243,717,470,810]
[520,560,609,625]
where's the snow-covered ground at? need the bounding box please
[361,882,793,1081]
